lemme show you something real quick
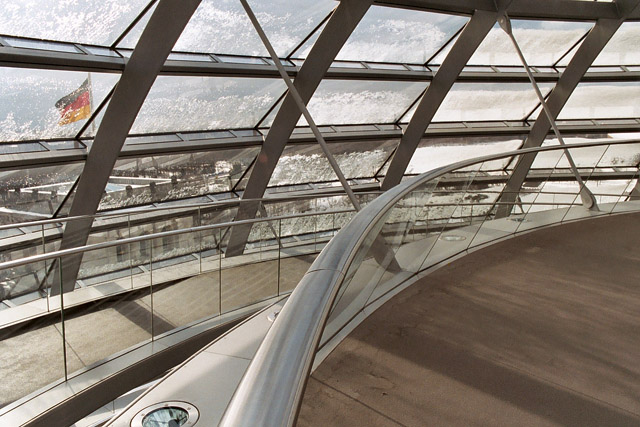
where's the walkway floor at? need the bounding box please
[299,212,640,426]
[0,253,316,407]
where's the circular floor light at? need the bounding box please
[132,401,199,427]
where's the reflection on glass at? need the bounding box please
[98,147,260,210]
[0,285,65,407]
[269,139,397,186]
[299,80,426,126]
[593,22,640,65]
[319,6,467,63]
[131,76,286,134]
[0,68,119,141]
[557,82,640,120]
[173,0,335,57]
[405,136,523,175]
[0,163,84,225]
[468,20,591,66]
[116,1,157,48]
[64,248,152,375]
[0,0,150,45]
[431,82,552,122]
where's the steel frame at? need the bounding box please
[225,0,375,257]
[2,42,640,83]
[52,0,203,294]
[381,9,500,190]
[495,0,640,217]
[0,0,638,289]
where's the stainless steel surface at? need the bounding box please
[219,139,640,426]
[381,9,498,190]
[0,208,352,271]
[239,0,361,213]
[495,4,640,217]
[55,0,203,294]
[499,13,597,210]
[225,0,374,257]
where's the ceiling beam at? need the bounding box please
[224,0,375,257]
[3,119,639,172]
[371,0,620,21]
[2,45,639,83]
[381,9,499,190]
[495,0,640,217]
[52,0,203,295]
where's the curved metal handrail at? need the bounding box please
[220,139,640,426]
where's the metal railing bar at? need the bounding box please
[0,209,354,271]
[0,191,377,233]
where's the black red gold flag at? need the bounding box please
[55,79,91,125]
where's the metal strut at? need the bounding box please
[238,0,361,212]
[498,13,598,211]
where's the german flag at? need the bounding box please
[55,79,91,125]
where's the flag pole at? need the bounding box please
[88,72,96,135]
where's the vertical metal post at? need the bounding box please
[198,207,202,274]
[238,0,361,212]
[42,224,49,312]
[149,237,154,340]
[128,214,133,290]
[277,219,281,296]
[58,257,68,381]
[498,14,598,210]
[218,228,223,315]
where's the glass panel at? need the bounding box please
[269,139,398,187]
[46,140,86,150]
[83,45,121,57]
[593,22,640,65]
[277,216,320,293]
[321,6,467,63]
[432,83,553,122]
[130,76,286,134]
[98,147,260,210]
[173,0,335,57]
[468,20,592,66]
[598,142,640,167]
[0,163,84,225]
[0,142,46,154]
[405,136,524,175]
[116,1,158,48]
[416,168,482,267]
[366,62,409,71]
[0,228,53,308]
[167,52,213,62]
[556,83,640,120]
[0,263,64,406]
[288,18,327,60]
[64,249,152,376]
[4,37,80,54]
[220,222,278,313]
[0,0,150,46]
[0,68,119,141]
[125,134,182,145]
[78,226,133,289]
[299,80,427,126]
[216,55,266,65]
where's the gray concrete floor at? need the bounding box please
[299,212,640,426]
